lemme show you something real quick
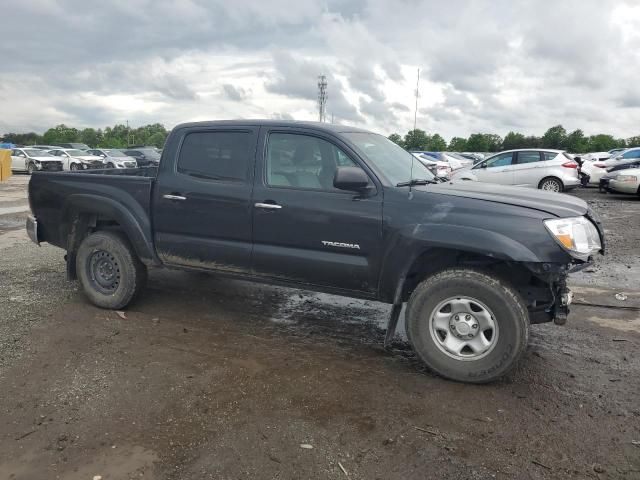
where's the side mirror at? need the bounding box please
[333,167,369,191]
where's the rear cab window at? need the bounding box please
[177,130,255,182]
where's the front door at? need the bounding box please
[153,126,259,273]
[251,129,383,294]
[472,151,515,185]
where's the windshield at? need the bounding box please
[343,133,435,185]
[24,149,53,157]
[66,149,87,156]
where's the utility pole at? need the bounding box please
[318,75,328,122]
[413,68,420,132]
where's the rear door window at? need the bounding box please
[517,151,542,164]
[177,130,254,182]
[622,149,640,159]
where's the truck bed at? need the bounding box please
[28,168,157,254]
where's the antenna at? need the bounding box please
[317,75,327,122]
[413,68,420,132]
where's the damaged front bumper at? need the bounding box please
[523,262,576,325]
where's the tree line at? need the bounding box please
[1,123,169,148]
[388,125,640,153]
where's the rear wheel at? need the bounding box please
[538,177,563,192]
[76,231,147,309]
[406,268,529,383]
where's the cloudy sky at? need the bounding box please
[2,0,640,139]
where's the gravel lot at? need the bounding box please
[0,174,638,479]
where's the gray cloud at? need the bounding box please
[1,0,639,140]
[222,84,248,102]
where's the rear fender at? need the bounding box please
[61,194,158,264]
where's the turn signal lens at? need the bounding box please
[544,216,601,257]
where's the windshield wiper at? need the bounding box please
[396,178,439,187]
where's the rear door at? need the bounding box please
[153,126,259,272]
[471,152,515,185]
[513,150,543,187]
[250,128,383,294]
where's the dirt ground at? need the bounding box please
[0,174,638,480]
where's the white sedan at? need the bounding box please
[10,148,64,173]
[608,167,640,195]
[47,149,105,171]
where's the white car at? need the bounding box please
[10,148,64,173]
[47,148,105,171]
[86,149,138,169]
[581,148,640,186]
[412,153,452,177]
[451,149,580,192]
[607,167,640,195]
[602,147,640,168]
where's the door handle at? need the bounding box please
[254,202,282,210]
[163,194,187,201]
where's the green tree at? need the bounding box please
[147,131,167,148]
[0,132,43,145]
[587,134,619,152]
[541,125,567,149]
[466,133,489,152]
[388,133,404,147]
[80,128,102,148]
[565,129,588,153]
[42,124,80,144]
[502,131,526,150]
[448,136,467,151]
[403,129,431,151]
[626,136,640,148]
[427,133,447,151]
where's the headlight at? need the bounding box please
[616,174,638,182]
[544,216,601,257]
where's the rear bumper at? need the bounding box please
[26,214,39,245]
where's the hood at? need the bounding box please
[424,180,588,218]
[31,156,61,161]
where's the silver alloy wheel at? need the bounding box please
[540,179,561,192]
[429,296,499,361]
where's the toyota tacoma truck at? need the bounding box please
[26,120,604,383]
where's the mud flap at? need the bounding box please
[65,252,77,280]
[384,303,403,348]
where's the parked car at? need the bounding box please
[599,159,640,191]
[30,145,61,151]
[418,152,468,170]
[451,149,580,192]
[122,148,161,166]
[607,168,640,196]
[27,120,604,383]
[412,153,452,177]
[86,149,138,169]
[47,148,105,170]
[10,148,63,174]
[54,143,91,150]
[602,147,640,168]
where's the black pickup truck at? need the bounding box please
[27,120,604,383]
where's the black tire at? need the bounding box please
[70,163,79,171]
[27,162,35,175]
[406,268,529,383]
[106,163,114,168]
[76,231,147,309]
[538,176,563,192]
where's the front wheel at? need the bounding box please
[70,163,79,171]
[27,162,35,175]
[76,231,147,309]
[406,269,529,383]
[538,177,563,192]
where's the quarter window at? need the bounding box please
[177,131,253,181]
[266,133,359,190]
[543,152,558,161]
